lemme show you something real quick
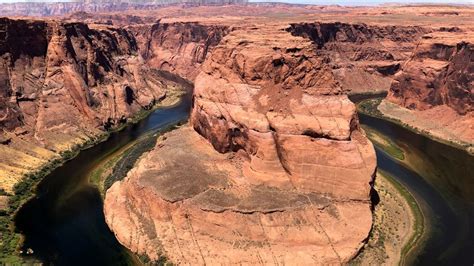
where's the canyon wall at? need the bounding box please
[285,21,473,150]
[387,39,473,114]
[130,21,230,81]
[0,3,471,264]
[0,0,247,17]
[0,16,231,192]
[381,32,473,151]
[287,22,429,94]
[0,18,170,191]
[105,22,377,264]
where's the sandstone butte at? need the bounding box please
[0,3,472,265]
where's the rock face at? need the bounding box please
[287,22,429,94]
[0,18,168,191]
[106,127,374,264]
[191,26,376,197]
[131,21,230,81]
[382,33,473,151]
[0,16,230,192]
[387,38,473,115]
[105,24,377,264]
[0,0,247,17]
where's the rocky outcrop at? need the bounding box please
[0,0,247,17]
[106,126,374,264]
[387,38,473,114]
[287,22,429,94]
[130,21,230,81]
[381,33,473,151]
[0,18,169,191]
[191,26,376,197]
[105,24,377,264]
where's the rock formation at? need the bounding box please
[382,31,474,151]
[387,37,473,114]
[105,23,377,264]
[0,18,169,191]
[287,22,429,94]
[130,21,230,80]
[0,0,247,17]
[1,3,472,264]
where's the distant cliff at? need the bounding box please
[0,0,247,17]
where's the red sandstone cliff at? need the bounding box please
[0,18,168,191]
[105,22,377,264]
[287,22,429,94]
[0,16,232,192]
[388,39,473,114]
[381,32,473,150]
[130,21,230,81]
[0,4,472,264]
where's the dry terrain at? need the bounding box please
[0,2,472,264]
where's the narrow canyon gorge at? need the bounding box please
[0,2,472,265]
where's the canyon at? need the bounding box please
[0,17,228,193]
[0,0,248,17]
[0,18,169,192]
[103,5,472,265]
[105,22,378,264]
[0,2,472,265]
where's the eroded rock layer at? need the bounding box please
[0,18,166,191]
[287,22,429,94]
[105,24,377,264]
[130,21,230,80]
[106,127,373,264]
[383,32,474,150]
[387,37,473,114]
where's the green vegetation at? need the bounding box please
[88,122,185,266]
[1,157,62,262]
[103,134,157,191]
[0,101,179,263]
[91,121,185,195]
[355,97,425,265]
[356,97,473,155]
[363,126,405,160]
[136,253,173,266]
[357,98,385,117]
[0,134,107,263]
[90,94,185,192]
[156,255,174,266]
[0,75,188,264]
[350,170,424,265]
[380,170,425,265]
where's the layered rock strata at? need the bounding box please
[287,22,429,94]
[105,24,377,264]
[387,36,472,114]
[0,18,167,191]
[383,32,473,151]
[130,21,230,81]
[0,0,248,17]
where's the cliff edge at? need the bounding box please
[104,23,377,264]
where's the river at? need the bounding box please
[357,101,474,265]
[14,75,193,265]
[13,90,473,265]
